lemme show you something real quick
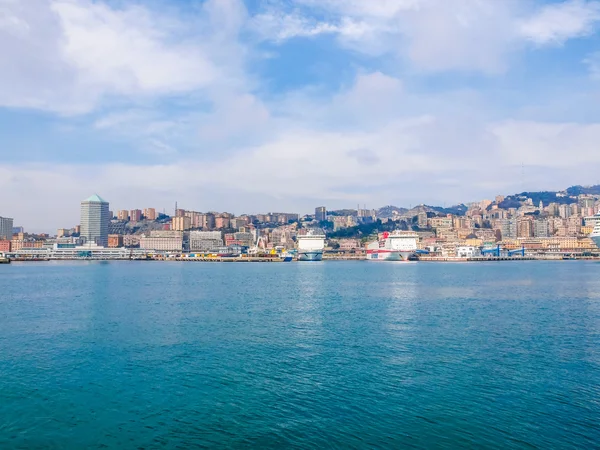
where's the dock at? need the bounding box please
[172,257,286,262]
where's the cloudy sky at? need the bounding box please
[1,0,600,231]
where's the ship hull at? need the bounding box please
[592,235,600,249]
[366,250,413,261]
[297,251,323,261]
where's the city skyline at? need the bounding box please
[4,182,600,236]
[2,0,600,231]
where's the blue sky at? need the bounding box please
[1,0,600,231]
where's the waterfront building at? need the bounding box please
[130,209,142,222]
[189,231,223,252]
[10,239,44,251]
[140,231,183,252]
[456,246,481,258]
[57,228,71,238]
[80,195,110,247]
[337,239,361,251]
[108,234,124,248]
[117,210,129,221]
[315,207,327,222]
[0,216,14,240]
[0,240,10,252]
[7,243,147,260]
[144,208,157,221]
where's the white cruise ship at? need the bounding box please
[297,229,326,261]
[366,231,419,261]
[591,221,600,249]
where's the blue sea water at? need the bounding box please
[1,261,600,449]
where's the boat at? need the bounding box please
[279,252,293,262]
[590,221,600,250]
[0,252,10,264]
[297,229,326,261]
[366,231,419,261]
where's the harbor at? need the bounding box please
[3,252,600,263]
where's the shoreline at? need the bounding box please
[5,255,600,263]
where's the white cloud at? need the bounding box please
[520,0,600,45]
[0,0,246,114]
[253,0,600,73]
[6,115,600,232]
[489,120,600,166]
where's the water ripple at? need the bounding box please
[1,261,600,448]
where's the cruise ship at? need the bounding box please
[366,231,419,261]
[297,229,326,261]
[591,221,600,249]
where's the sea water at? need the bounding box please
[1,261,599,448]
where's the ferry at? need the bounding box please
[279,252,294,262]
[590,220,600,249]
[366,231,419,261]
[297,229,326,261]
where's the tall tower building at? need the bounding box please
[130,209,142,222]
[315,206,327,222]
[0,216,14,240]
[81,194,110,247]
[144,208,157,221]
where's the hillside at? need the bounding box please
[565,185,600,196]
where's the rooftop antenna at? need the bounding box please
[175,201,178,216]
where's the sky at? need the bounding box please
[1,0,600,232]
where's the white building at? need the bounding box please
[140,231,183,252]
[0,216,13,240]
[190,231,223,251]
[80,194,110,247]
[7,243,148,260]
[456,246,481,258]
